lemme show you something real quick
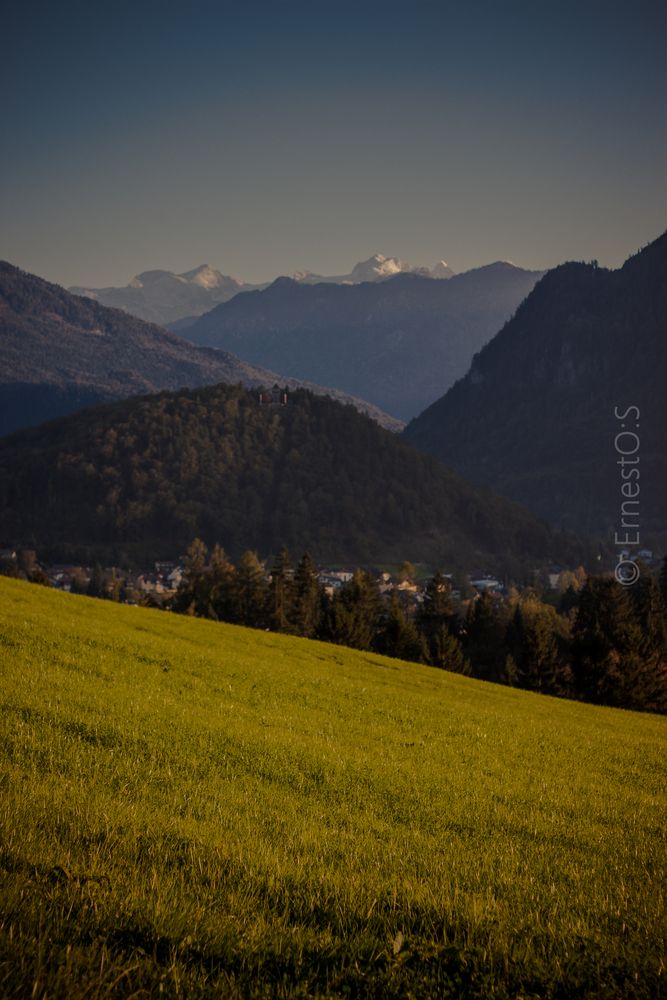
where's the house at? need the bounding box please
[136,574,167,594]
[470,576,502,594]
[47,564,90,591]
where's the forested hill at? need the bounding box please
[404,231,667,546]
[0,384,583,572]
[0,262,401,435]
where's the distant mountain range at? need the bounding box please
[0,262,402,436]
[69,265,261,326]
[291,253,455,285]
[178,263,543,421]
[69,254,457,326]
[404,231,667,546]
[0,383,585,573]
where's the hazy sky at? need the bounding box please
[2,0,665,287]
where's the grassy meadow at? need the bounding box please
[0,575,665,998]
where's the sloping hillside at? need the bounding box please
[0,383,581,572]
[404,232,667,544]
[0,262,401,435]
[0,577,664,998]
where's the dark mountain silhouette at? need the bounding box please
[0,262,401,435]
[178,263,543,420]
[404,232,667,547]
[0,383,585,573]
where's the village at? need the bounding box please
[0,544,618,610]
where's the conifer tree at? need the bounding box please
[629,573,667,711]
[632,573,667,656]
[269,545,295,633]
[432,628,471,674]
[232,550,268,628]
[377,592,423,663]
[208,543,235,621]
[417,573,469,673]
[571,577,665,710]
[173,537,209,615]
[462,591,508,682]
[506,597,571,695]
[293,553,323,638]
[328,570,381,650]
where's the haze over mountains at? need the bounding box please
[0,262,402,436]
[69,254,458,327]
[0,382,583,573]
[179,262,542,421]
[4,224,664,564]
[69,265,261,327]
[404,231,667,546]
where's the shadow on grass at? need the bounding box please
[0,846,662,999]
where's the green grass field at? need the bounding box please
[0,576,665,998]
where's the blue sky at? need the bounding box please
[2,0,665,286]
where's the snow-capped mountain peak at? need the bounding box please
[349,254,408,281]
[431,260,455,279]
[179,264,234,289]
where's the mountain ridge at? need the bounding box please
[0,261,403,435]
[403,231,667,546]
[67,253,519,326]
[178,264,544,420]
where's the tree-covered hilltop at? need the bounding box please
[404,231,667,546]
[0,383,584,572]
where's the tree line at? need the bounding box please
[3,538,664,713]
[169,540,667,714]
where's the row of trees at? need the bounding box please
[171,541,464,670]
[463,575,667,711]
[172,541,667,713]
[6,538,663,712]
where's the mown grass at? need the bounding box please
[0,576,665,998]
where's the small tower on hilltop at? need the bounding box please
[259,384,288,406]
